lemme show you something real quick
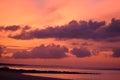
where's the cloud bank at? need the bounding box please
[0,25,31,32]
[112,48,120,58]
[0,25,20,31]
[0,46,6,57]
[71,47,91,57]
[9,18,120,42]
[0,46,3,57]
[7,44,120,59]
[13,44,68,59]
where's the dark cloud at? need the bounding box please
[71,47,91,57]
[71,42,79,45]
[104,37,120,42]
[92,49,101,56]
[22,26,31,31]
[81,42,93,46]
[0,46,3,57]
[9,20,105,39]
[0,25,31,32]
[91,47,120,58]
[13,50,31,58]
[0,46,5,57]
[0,26,4,31]
[9,18,120,42]
[13,44,68,59]
[0,25,20,31]
[4,25,20,31]
[111,48,120,58]
[93,18,120,40]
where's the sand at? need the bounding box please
[0,71,67,80]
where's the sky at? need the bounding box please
[0,0,120,69]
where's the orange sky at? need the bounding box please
[0,0,120,68]
[0,0,120,27]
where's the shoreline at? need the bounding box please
[0,71,66,80]
[0,67,100,74]
[0,67,100,80]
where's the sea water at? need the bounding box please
[22,67,120,80]
[1,66,120,80]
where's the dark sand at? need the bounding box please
[0,71,67,80]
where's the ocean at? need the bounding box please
[5,66,120,80]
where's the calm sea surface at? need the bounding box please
[1,66,120,80]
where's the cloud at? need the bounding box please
[0,26,4,31]
[93,18,120,40]
[0,25,20,31]
[13,44,68,59]
[12,50,31,58]
[81,42,93,46]
[0,45,5,57]
[8,20,105,39]
[0,46,3,57]
[111,48,120,58]
[22,26,31,31]
[9,18,120,42]
[0,25,31,32]
[4,25,20,31]
[71,47,91,57]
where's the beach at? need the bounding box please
[0,71,66,80]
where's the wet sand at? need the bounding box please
[0,71,66,80]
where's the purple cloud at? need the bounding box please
[0,47,3,57]
[0,25,31,32]
[22,26,31,30]
[9,18,120,42]
[0,46,5,57]
[71,47,91,57]
[4,25,20,31]
[9,20,105,39]
[0,25,20,31]
[112,48,120,58]
[13,44,68,59]
[0,26,4,31]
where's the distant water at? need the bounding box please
[1,66,120,80]
[22,67,120,80]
